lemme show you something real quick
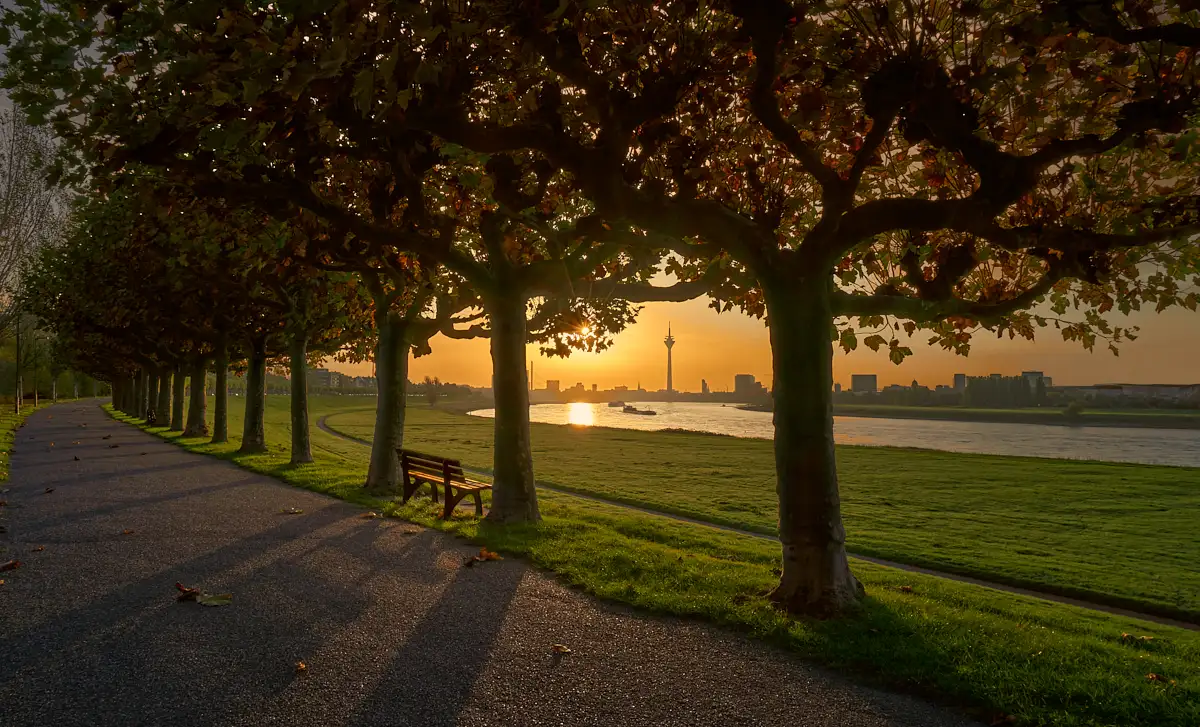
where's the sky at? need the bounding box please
[326,297,1200,391]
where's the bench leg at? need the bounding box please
[473,492,483,517]
[428,481,439,504]
[401,472,416,503]
[442,487,467,520]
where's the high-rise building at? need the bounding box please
[701,379,710,395]
[591,383,598,392]
[546,380,560,393]
[664,324,676,394]
[850,374,877,393]
[734,374,766,398]
[953,373,967,390]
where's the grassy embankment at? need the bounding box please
[745,403,1200,429]
[107,396,1200,727]
[325,404,1200,622]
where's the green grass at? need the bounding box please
[105,395,1200,727]
[321,403,1200,622]
[827,404,1200,429]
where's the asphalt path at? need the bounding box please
[0,402,979,727]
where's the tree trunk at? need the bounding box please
[484,291,540,523]
[170,367,186,431]
[762,277,862,617]
[365,311,410,490]
[147,370,159,422]
[156,368,172,425]
[13,314,20,414]
[239,337,268,454]
[52,376,57,404]
[211,338,229,444]
[288,333,313,465]
[183,358,209,437]
[137,369,149,419]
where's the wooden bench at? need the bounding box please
[398,448,491,519]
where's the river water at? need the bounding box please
[469,401,1200,468]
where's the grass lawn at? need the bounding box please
[320,401,1200,622]
[105,395,1200,727]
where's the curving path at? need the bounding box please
[317,412,1199,632]
[0,401,979,727]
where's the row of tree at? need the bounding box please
[5,0,1200,616]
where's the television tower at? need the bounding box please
[664,324,676,394]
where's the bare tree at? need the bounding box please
[0,100,66,411]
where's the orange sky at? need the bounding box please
[327,297,1200,390]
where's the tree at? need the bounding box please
[415,0,1200,613]
[0,102,65,411]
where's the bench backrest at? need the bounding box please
[399,449,467,483]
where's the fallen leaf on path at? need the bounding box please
[48,443,54,447]
[197,593,233,607]
[897,585,914,593]
[101,435,111,439]
[108,444,120,449]
[1,560,21,572]
[121,529,134,535]
[295,661,307,674]
[551,644,572,654]
[280,508,304,515]
[44,488,54,494]
[31,546,44,552]
[463,548,504,567]
[360,512,379,519]
[73,456,80,461]
[72,441,80,445]
[139,452,147,456]
[0,579,5,585]
[175,582,201,601]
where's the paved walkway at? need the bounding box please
[0,403,978,727]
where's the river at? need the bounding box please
[469,401,1200,468]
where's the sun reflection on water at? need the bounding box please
[566,402,594,427]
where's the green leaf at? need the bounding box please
[353,68,374,113]
[197,592,233,607]
[838,328,857,353]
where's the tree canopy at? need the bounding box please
[5,0,1200,615]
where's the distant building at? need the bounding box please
[953,373,967,391]
[734,374,766,398]
[613,385,628,393]
[701,379,710,395]
[850,374,877,393]
[546,380,560,393]
[1021,371,1046,390]
[833,383,842,393]
[308,368,341,388]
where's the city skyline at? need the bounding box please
[325,296,1200,390]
